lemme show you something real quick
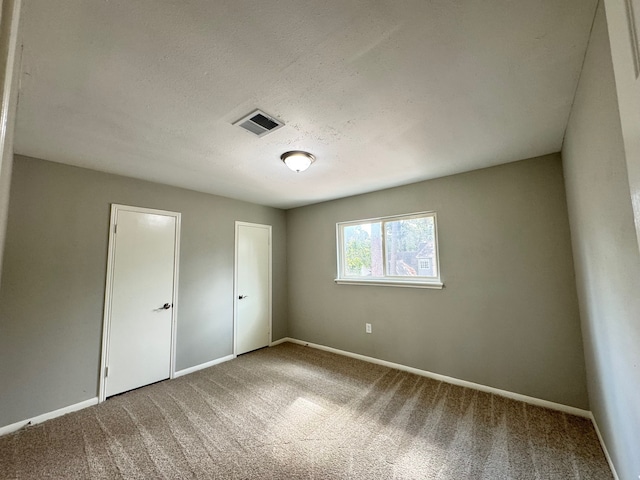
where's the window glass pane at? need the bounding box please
[337,212,440,285]
[343,222,383,277]
[384,216,437,278]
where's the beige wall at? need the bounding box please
[287,154,588,409]
[563,3,640,479]
[0,155,288,427]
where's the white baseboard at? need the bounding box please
[589,413,620,480]
[0,354,236,437]
[281,337,591,418]
[0,397,98,437]
[173,354,235,378]
[0,342,599,445]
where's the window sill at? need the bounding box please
[334,278,444,289]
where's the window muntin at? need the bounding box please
[337,212,441,288]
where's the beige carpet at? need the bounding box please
[0,342,612,479]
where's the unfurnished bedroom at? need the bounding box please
[0,1,638,479]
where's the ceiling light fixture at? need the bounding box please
[280,151,316,173]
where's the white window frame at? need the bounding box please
[335,211,443,289]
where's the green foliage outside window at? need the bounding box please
[344,225,372,275]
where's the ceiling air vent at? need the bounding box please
[233,109,284,137]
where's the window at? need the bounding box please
[336,212,442,288]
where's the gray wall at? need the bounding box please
[562,3,640,479]
[287,154,589,409]
[0,155,288,427]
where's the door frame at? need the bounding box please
[233,221,272,356]
[98,204,181,403]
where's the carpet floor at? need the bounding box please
[0,342,612,479]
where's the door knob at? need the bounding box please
[238,295,248,300]
[161,303,172,309]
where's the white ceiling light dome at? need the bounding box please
[281,151,316,173]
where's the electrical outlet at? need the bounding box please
[365,323,372,334]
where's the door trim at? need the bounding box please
[233,221,272,356]
[99,204,181,403]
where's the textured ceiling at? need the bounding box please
[15,0,597,208]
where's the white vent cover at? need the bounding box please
[233,109,284,137]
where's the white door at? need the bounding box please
[603,0,640,250]
[235,222,271,355]
[101,205,180,399]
